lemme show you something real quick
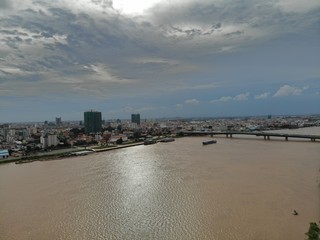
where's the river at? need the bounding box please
[0,128,319,240]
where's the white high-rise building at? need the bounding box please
[40,133,58,149]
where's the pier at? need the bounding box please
[180,131,320,142]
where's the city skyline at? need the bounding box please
[1,0,319,122]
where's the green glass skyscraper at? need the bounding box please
[131,113,140,125]
[84,110,102,134]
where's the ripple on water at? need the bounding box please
[0,136,319,240]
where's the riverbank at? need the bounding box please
[2,127,318,165]
[0,142,145,165]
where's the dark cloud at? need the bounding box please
[48,7,77,21]
[0,0,319,121]
[224,30,244,38]
[150,0,319,35]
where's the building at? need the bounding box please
[131,113,140,125]
[56,117,62,126]
[40,133,58,149]
[84,110,102,134]
[28,127,38,135]
[0,149,9,159]
[0,127,9,140]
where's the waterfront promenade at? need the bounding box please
[0,142,145,164]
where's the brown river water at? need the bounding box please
[0,131,319,240]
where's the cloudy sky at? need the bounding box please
[0,0,319,122]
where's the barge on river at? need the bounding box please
[202,140,217,145]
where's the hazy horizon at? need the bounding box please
[1,113,320,125]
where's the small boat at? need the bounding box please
[15,160,34,164]
[159,137,175,143]
[202,140,217,145]
[72,150,95,156]
[144,139,156,145]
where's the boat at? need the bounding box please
[202,140,217,145]
[159,137,175,143]
[72,150,95,156]
[144,138,157,145]
[15,160,34,164]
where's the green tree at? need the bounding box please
[116,137,123,144]
[306,222,320,240]
[133,130,141,139]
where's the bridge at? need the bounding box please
[180,131,320,142]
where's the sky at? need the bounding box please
[0,0,319,122]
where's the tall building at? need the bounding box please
[40,133,58,149]
[131,113,140,125]
[55,117,62,126]
[84,110,102,134]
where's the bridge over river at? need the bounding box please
[180,131,320,142]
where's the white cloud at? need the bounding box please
[211,92,250,103]
[0,67,29,76]
[175,104,183,109]
[233,92,249,101]
[113,0,162,15]
[185,98,200,105]
[273,85,308,97]
[81,64,133,83]
[210,96,232,103]
[254,92,270,100]
[132,57,179,66]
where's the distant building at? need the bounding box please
[56,117,62,126]
[0,127,9,140]
[131,113,140,125]
[84,110,102,134]
[40,133,58,149]
[28,127,38,135]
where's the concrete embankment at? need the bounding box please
[93,142,144,152]
[0,142,145,165]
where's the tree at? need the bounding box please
[306,222,320,240]
[105,126,114,132]
[116,137,123,144]
[103,132,111,142]
[8,149,13,156]
[133,130,141,139]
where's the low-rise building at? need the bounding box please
[0,149,9,159]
